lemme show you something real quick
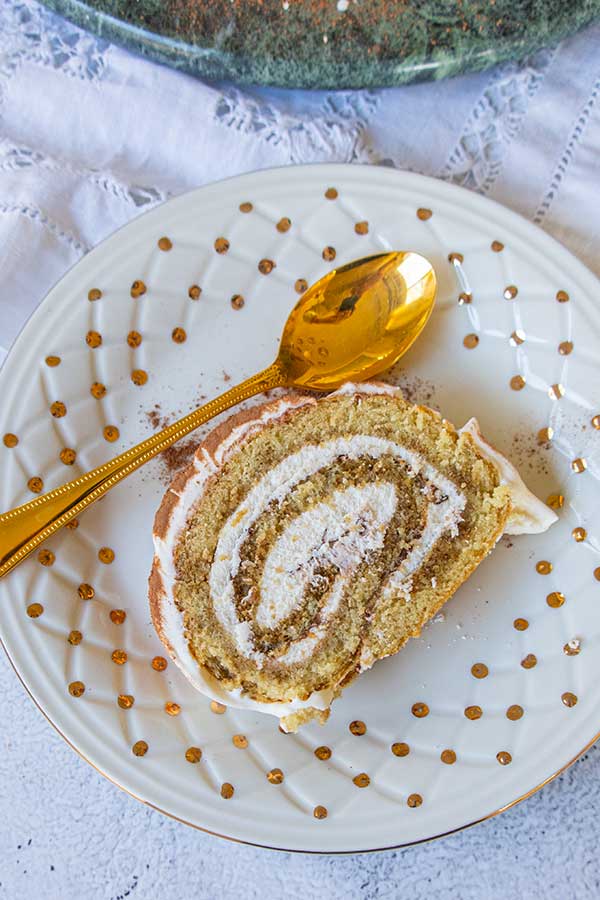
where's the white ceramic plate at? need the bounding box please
[1,164,599,853]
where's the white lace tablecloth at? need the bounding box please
[1,3,600,897]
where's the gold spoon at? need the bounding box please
[0,250,436,577]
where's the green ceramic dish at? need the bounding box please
[42,0,600,89]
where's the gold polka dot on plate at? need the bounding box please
[592,414,600,430]
[556,289,569,303]
[185,746,202,763]
[496,751,512,765]
[90,382,106,398]
[513,618,529,631]
[103,425,120,442]
[549,383,565,399]
[353,773,370,788]
[506,704,524,721]
[276,217,292,233]
[88,288,102,301]
[172,327,187,343]
[111,649,127,665]
[239,201,253,213]
[165,701,181,716]
[521,653,537,669]
[536,560,552,575]
[221,783,234,799]
[98,546,115,564]
[504,285,518,300]
[558,340,573,355]
[60,448,76,465]
[563,639,581,656]
[417,207,432,221]
[258,258,276,275]
[471,662,488,679]
[50,401,66,418]
[131,369,148,386]
[491,240,504,252]
[232,734,248,749]
[349,720,367,735]
[546,591,565,608]
[37,548,54,566]
[66,519,79,530]
[118,694,135,709]
[322,246,336,262]
[314,746,331,760]
[86,330,102,348]
[325,187,338,200]
[130,280,147,297]
[151,656,168,671]
[448,252,463,263]
[354,221,369,235]
[411,702,429,718]
[68,681,85,698]
[231,294,245,310]
[463,334,479,349]
[407,794,423,808]
[294,278,308,294]
[391,742,410,757]
[132,740,148,757]
[26,602,43,618]
[214,237,229,254]
[537,427,553,444]
[68,629,82,645]
[594,567,600,581]
[188,284,202,300]
[127,330,142,347]
[78,582,95,600]
[3,433,18,447]
[158,236,172,251]
[210,700,226,715]
[440,749,456,765]
[509,330,526,346]
[267,768,284,784]
[458,291,472,305]
[546,493,564,510]
[561,692,578,708]
[313,805,328,819]
[571,458,587,474]
[464,705,482,720]
[45,355,61,366]
[510,375,525,391]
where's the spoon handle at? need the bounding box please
[0,363,285,578]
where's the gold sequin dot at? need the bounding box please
[465,705,483,720]
[78,583,95,600]
[3,433,18,447]
[210,700,226,715]
[441,749,457,765]
[111,607,127,623]
[407,794,423,808]
[98,546,115,564]
[26,602,43,618]
[471,662,488,679]
[559,340,573,355]
[594,567,600,581]
[497,751,512,765]
[392,742,410,757]
[513,617,529,631]
[165,701,181,716]
[151,656,168,671]
[536,560,552,575]
[38,548,54,566]
[111,649,127,665]
[510,375,525,391]
[276,217,292,233]
[220,783,234,799]
[564,639,581,656]
[88,288,102,301]
[45,355,61,367]
[132,740,148,757]
[556,290,569,303]
[130,280,147,298]
[103,425,119,442]
[510,330,526,346]
[353,773,370,788]
[127,330,142,347]
[231,294,245,310]
[68,681,85,697]
[68,629,82,645]
[60,448,76,465]
[295,278,308,294]
[50,401,66,418]
[521,653,537,669]
[90,381,106,398]
[258,258,276,275]
[172,327,187,343]
[354,221,369,235]
[448,252,464,263]
[118,694,135,709]
[537,427,553,444]
[239,201,253,213]
[561,691,578,708]
[504,285,518,300]
[349,719,367,735]
[458,291,472,305]
[506,704,524,720]
[549,383,565,399]
[322,246,336,262]
[547,591,565,609]
[86,330,102,348]
[214,237,229,254]
[325,187,338,200]
[66,518,79,529]
[463,333,479,349]
[232,734,248,749]
[185,746,202,763]
[28,476,44,494]
[572,527,587,543]
[188,284,202,300]
[572,457,587,474]
[313,805,328,819]
[591,414,600,430]
[547,493,564,510]
[417,207,432,221]
[491,240,504,252]
[158,236,172,251]
[131,369,148,386]
[411,702,429,718]
[314,746,331,760]
[267,768,284,784]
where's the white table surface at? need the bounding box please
[1,3,600,897]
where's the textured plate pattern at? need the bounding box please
[1,165,600,852]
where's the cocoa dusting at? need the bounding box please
[223,371,232,382]
[160,440,198,479]
[146,404,171,430]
